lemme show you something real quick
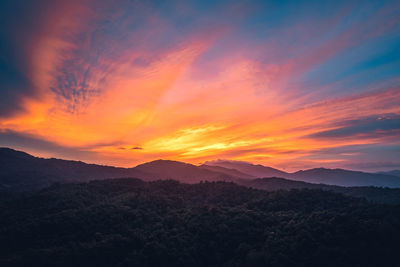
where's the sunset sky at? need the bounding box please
[0,0,399,171]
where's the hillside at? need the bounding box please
[291,168,400,187]
[199,164,255,179]
[204,160,288,178]
[239,177,400,204]
[205,159,400,188]
[378,170,400,177]
[133,160,234,183]
[0,148,149,191]
[0,148,238,191]
[0,178,399,267]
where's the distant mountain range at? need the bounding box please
[1,148,400,193]
[291,168,400,187]
[205,159,400,188]
[204,159,287,178]
[378,170,400,177]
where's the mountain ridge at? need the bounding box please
[206,159,400,187]
[0,148,239,191]
[203,159,289,177]
[1,147,400,191]
[378,170,400,177]
[291,167,400,187]
[133,159,235,183]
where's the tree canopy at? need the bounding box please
[1,178,399,267]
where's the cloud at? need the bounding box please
[0,0,93,116]
[308,113,400,139]
[118,146,143,150]
[0,0,47,116]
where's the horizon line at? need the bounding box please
[1,146,396,174]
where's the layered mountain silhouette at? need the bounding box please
[0,147,151,191]
[206,159,400,188]
[291,168,400,187]
[134,160,233,183]
[0,148,236,191]
[378,170,400,177]
[199,164,255,179]
[204,159,288,178]
[1,148,400,192]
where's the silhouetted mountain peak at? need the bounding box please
[133,159,235,183]
[199,164,255,179]
[0,147,34,159]
[294,167,339,174]
[204,159,288,178]
[136,159,194,168]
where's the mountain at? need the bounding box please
[238,177,400,204]
[0,147,151,191]
[204,159,288,178]
[378,170,400,177]
[291,168,400,187]
[0,148,238,191]
[199,164,255,179]
[2,147,400,191]
[1,178,399,267]
[203,159,400,188]
[133,160,234,183]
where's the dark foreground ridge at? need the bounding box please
[1,178,399,267]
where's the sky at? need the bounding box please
[0,0,399,172]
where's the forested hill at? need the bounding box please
[239,177,400,204]
[1,178,399,267]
